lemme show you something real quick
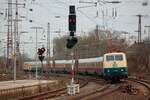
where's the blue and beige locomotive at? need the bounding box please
[102,52,128,80]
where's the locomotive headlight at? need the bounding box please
[121,69,124,71]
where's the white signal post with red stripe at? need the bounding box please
[71,52,74,84]
[67,4,79,95]
[67,52,79,95]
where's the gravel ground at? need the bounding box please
[48,82,104,100]
[94,81,149,100]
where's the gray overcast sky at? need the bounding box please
[0,0,150,58]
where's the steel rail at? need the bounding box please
[128,78,150,100]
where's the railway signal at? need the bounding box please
[41,47,45,53]
[70,31,74,37]
[38,47,45,55]
[69,14,76,32]
[66,36,78,49]
[67,5,80,95]
[37,47,45,62]
[69,5,75,14]
[38,56,44,62]
[67,5,78,49]
[69,5,76,32]
[38,48,42,55]
[37,47,45,79]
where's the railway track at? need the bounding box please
[17,87,66,100]
[17,77,88,100]
[68,84,115,100]
[128,77,150,100]
[16,75,150,100]
[88,78,150,100]
[53,77,106,100]
[67,77,150,100]
[68,83,121,100]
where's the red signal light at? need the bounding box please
[69,19,72,23]
[37,47,45,55]
[69,15,76,32]
[41,47,45,52]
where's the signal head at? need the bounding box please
[68,15,76,32]
[41,47,45,52]
[66,36,78,49]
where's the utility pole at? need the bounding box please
[144,26,150,41]
[6,0,25,81]
[3,42,7,72]
[136,14,147,43]
[137,15,142,43]
[95,24,99,41]
[13,19,17,82]
[47,23,51,68]
[13,0,25,82]
[13,0,18,82]
[7,0,13,71]
[15,0,25,72]
[15,0,20,54]
[102,10,105,29]
[30,27,43,80]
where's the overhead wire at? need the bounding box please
[25,0,68,19]
[53,0,69,6]
[77,9,98,25]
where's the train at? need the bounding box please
[23,52,128,80]
[103,52,128,80]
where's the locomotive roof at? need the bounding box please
[104,52,125,56]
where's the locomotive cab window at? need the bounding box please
[106,55,114,61]
[115,55,123,61]
[106,54,123,61]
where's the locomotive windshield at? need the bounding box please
[106,54,123,61]
[106,55,114,61]
[115,55,123,61]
